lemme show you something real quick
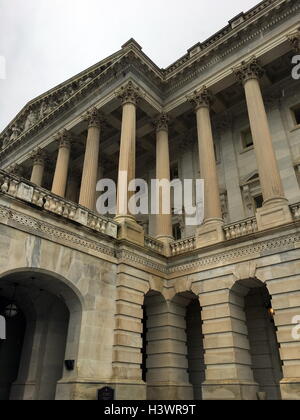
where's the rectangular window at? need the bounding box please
[241,128,254,149]
[292,105,300,126]
[170,162,179,180]
[173,223,182,240]
[254,194,263,209]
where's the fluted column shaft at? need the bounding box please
[30,149,46,186]
[190,87,223,223]
[155,114,173,243]
[115,82,140,221]
[51,131,71,198]
[235,58,285,205]
[79,108,102,210]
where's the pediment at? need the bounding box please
[0,42,164,157]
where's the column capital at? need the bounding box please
[55,129,72,149]
[233,56,264,84]
[30,148,47,165]
[154,113,169,132]
[288,28,300,53]
[116,81,141,106]
[188,86,213,110]
[83,107,105,129]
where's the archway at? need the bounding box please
[0,296,26,400]
[142,290,205,400]
[0,269,82,400]
[233,279,283,400]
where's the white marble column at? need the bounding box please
[154,113,173,245]
[234,57,292,229]
[114,81,144,245]
[51,130,71,198]
[189,87,224,247]
[79,107,102,210]
[30,149,46,186]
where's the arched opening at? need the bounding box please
[0,269,82,400]
[186,298,205,400]
[233,279,283,400]
[142,290,205,400]
[0,296,26,400]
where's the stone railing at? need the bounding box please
[170,236,196,256]
[223,217,258,240]
[144,236,164,254]
[0,170,118,239]
[290,203,300,220]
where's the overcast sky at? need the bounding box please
[0,0,259,132]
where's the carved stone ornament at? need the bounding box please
[24,108,38,132]
[154,113,169,132]
[116,81,141,106]
[288,29,300,53]
[55,129,72,149]
[83,107,105,129]
[233,57,264,84]
[188,86,213,110]
[10,126,21,141]
[30,148,47,165]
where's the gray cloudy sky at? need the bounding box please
[0,0,259,132]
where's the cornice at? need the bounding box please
[164,0,291,77]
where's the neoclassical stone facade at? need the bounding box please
[0,0,300,400]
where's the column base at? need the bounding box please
[196,219,224,249]
[115,217,145,246]
[256,198,292,231]
[56,378,147,400]
[9,381,37,400]
[202,380,259,400]
[280,378,300,400]
[147,382,193,401]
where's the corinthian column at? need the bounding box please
[154,113,173,245]
[114,81,144,245]
[234,57,292,229]
[51,130,71,198]
[30,148,46,186]
[79,107,103,210]
[189,87,224,247]
[115,81,140,221]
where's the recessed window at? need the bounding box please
[241,128,254,149]
[173,223,182,241]
[171,162,179,180]
[254,194,263,209]
[292,105,300,126]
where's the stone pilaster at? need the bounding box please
[234,57,292,230]
[145,295,193,400]
[30,148,46,186]
[115,81,144,246]
[267,276,300,400]
[154,113,173,249]
[189,86,224,248]
[199,289,259,400]
[79,107,103,210]
[51,130,72,198]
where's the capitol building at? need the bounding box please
[0,0,300,400]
